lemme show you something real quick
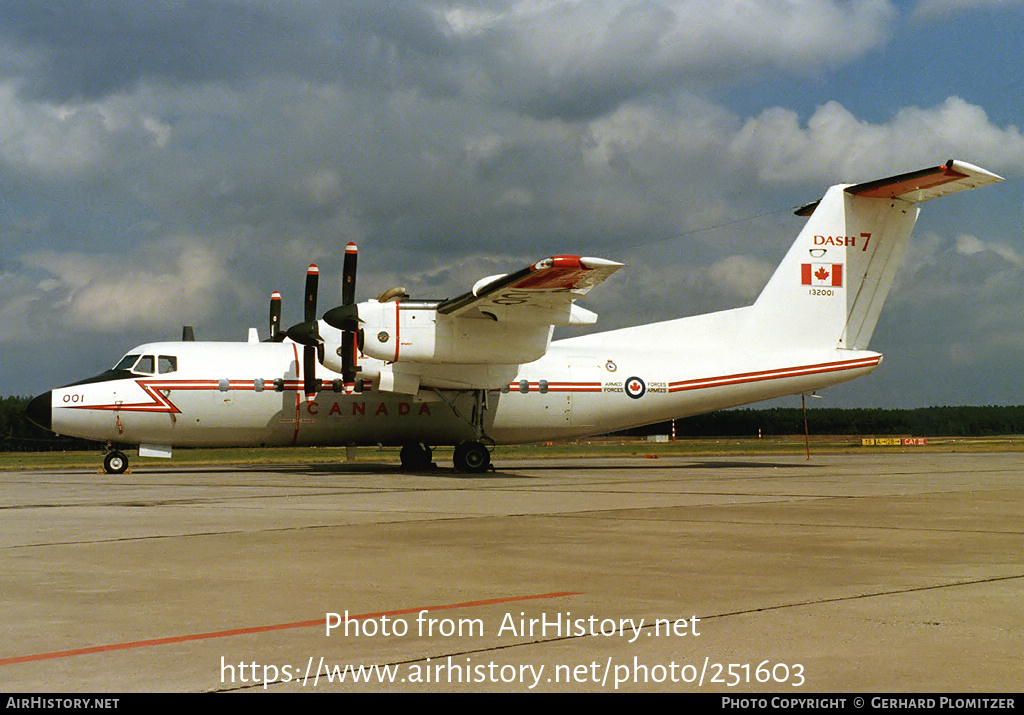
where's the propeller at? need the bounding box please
[284,243,362,399]
[285,264,324,400]
[323,242,361,387]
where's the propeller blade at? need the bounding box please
[303,345,319,401]
[340,243,360,385]
[268,291,282,341]
[341,331,356,385]
[303,264,321,398]
[342,242,357,305]
[304,264,319,322]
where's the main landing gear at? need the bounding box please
[399,441,492,473]
[415,388,494,474]
[400,443,434,471]
[453,441,491,473]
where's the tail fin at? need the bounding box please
[752,160,1002,351]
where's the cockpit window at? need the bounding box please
[114,354,140,371]
[158,356,177,374]
[135,355,155,374]
[112,353,174,375]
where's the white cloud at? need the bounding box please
[728,96,1024,183]
[446,0,897,117]
[956,233,1024,265]
[297,170,343,209]
[704,254,774,302]
[586,92,738,164]
[0,81,173,177]
[453,0,896,69]
[881,231,1024,378]
[18,242,243,335]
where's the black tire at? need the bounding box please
[453,441,490,473]
[400,443,433,471]
[103,450,129,475]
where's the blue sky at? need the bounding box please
[2,0,1023,409]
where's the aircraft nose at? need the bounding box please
[25,391,52,431]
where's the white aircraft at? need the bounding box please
[26,160,1002,473]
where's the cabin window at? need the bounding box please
[135,355,155,374]
[158,356,177,374]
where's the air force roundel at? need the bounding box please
[625,376,646,399]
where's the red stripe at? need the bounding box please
[507,382,603,393]
[65,359,878,410]
[506,358,878,395]
[0,592,580,666]
[66,377,375,415]
[291,343,301,445]
[394,300,401,362]
[668,357,880,393]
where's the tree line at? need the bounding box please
[4,395,1024,451]
[661,405,1024,438]
[0,396,97,451]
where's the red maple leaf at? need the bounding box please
[814,266,830,282]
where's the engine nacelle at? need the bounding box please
[358,300,552,365]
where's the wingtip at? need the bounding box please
[580,256,624,269]
[947,159,1004,184]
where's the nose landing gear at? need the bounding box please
[102,447,129,474]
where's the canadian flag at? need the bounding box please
[801,263,843,287]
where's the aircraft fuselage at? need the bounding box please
[37,327,881,450]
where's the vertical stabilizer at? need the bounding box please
[751,160,1002,352]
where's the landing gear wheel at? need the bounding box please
[453,441,491,473]
[103,450,129,475]
[400,443,433,471]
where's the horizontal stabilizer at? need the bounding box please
[847,160,1003,203]
[796,160,1003,215]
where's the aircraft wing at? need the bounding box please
[436,255,622,325]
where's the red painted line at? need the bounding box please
[502,358,878,395]
[393,299,401,362]
[63,358,878,410]
[668,357,880,393]
[547,383,602,392]
[508,382,603,393]
[514,259,592,290]
[291,343,301,445]
[0,591,580,667]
